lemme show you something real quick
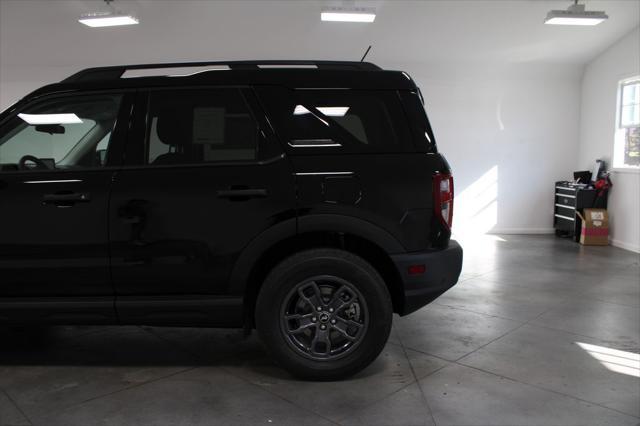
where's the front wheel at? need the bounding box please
[256,248,392,380]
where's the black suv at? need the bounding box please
[0,60,462,380]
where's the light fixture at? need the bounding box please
[321,6,376,23]
[79,14,139,27]
[18,113,83,125]
[544,0,608,26]
[79,0,139,28]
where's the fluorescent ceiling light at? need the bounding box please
[18,113,83,125]
[321,7,376,23]
[544,2,608,26]
[294,105,350,116]
[79,13,139,27]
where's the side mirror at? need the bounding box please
[35,124,65,135]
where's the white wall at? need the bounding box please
[579,27,640,253]
[405,64,582,236]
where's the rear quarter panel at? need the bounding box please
[292,153,449,252]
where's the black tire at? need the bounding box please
[256,248,392,380]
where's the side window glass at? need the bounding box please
[292,100,387,146]
[258,87,412,153]
[399,91,437,153]
[95,132,112,166]
[145,89,260,165]
[0,94,122,172]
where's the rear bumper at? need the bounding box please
[391,240,463,315]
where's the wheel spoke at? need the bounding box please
[297,281,324,309]
[327,285,356,313]
[284,313,316,334]
[310,327,332,356]
[331,316,363,341]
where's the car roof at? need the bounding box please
[23,61,418,101]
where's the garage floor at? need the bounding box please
[1,235,638,426]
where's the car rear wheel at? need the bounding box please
[256,248,392,380]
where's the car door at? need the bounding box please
[0,92,131,323]
[109,87,296,325]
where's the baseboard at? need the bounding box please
[468,228,638,253]
[610,239,640,254]
[488,228,555,235]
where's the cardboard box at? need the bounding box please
[577,209,609,246]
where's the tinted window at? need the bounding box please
[257,87,413,153]
[145,89,260,165]
[0,94,122,171]
[399,90,437,153]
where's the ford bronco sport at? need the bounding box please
[0,60,462,380]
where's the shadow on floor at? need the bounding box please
[0,325,387,380]
[0,325,261,366]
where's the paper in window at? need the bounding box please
[193,107,225,145]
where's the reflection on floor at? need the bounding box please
[0,235,638,426]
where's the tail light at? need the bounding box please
[433,173,454,229]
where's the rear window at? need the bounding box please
[256,87,414,153]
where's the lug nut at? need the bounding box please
[316,306,322,311]
[328,308,334,313]
[320,324,327,330]
[330,319,336,324]
[312,317,317,322]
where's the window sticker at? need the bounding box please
[193,107,225,145]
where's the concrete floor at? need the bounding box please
[0,235,638,426]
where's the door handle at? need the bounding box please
[42,192,91,207]
[217,188,268,200]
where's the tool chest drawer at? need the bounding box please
[555,193,576,208]
[555,186,576,197]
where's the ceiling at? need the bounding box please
[0,0,638,70]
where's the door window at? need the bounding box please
[145,89,260,165]
[0,94,123,172]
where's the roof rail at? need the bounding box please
[61,60,382,83]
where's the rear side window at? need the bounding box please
[399,90,437,153]
[257,87,414,153]
[145,88,260,165]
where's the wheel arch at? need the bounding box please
[229,214,406,327]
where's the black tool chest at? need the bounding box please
[554,181,606,241]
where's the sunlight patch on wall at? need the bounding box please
[577,342,640,378]
[454,165,498,239]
